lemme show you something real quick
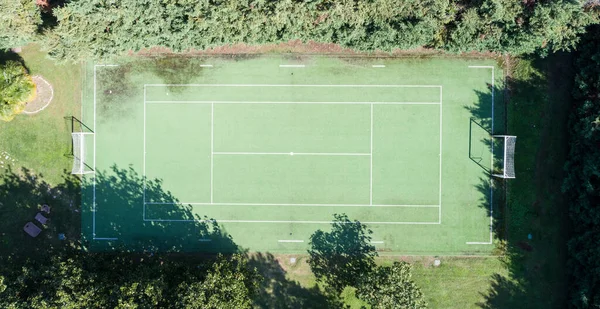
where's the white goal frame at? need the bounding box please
[492,135,516,179]
[71,132,95,175]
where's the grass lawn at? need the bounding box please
[0,45,82,257]
[0,44,81,185]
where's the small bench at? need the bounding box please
[24,222,42,237]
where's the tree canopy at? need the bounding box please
[356,261,427,309]
[308,213,377,293]
[0,0,42,49]
[0,60,36,121]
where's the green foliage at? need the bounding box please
[0,60,36,121]
[179,254,261,309]
[356,261,427,309]
[563,25,600,308]
[0,276,5,294]
[308,213,377,293]
[0,0,42,49]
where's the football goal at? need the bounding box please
[492,135,516,179]
[70,116,94,175]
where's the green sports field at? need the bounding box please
[80,56,504,254]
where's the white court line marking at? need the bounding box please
[145,202,439,207]
[372,65,385,68]
[370,241,384,244]
[143,85,147,219]
[200,64,213,67]
[439,86,443,224]
[210,102,214,203]
[213,152,370,156]
[278,240,304,243]
[370,103,374,205]
[146,101,440,105]
[92,65,97,237]
[146,219,440,224]
[144,84,442,88]
[279,64,305,68]
[466,65,495,245]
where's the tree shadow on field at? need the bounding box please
[467,55,572,309]
[249,252,345,309]
[83,164,238,253]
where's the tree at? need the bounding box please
[0,0,42,49]
[0,60,36,121]
[356,261,427,309]
[178,254,261,309]
[307,213,377,293]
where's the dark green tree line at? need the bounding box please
[0,0,591,61]
[563,25,600,308]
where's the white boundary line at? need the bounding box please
[143,85,147,218]
[439,86,443,224]
[144,84,442,88]
[92,64,119,241]
[466,65,495,245]
[199,64,213,68]
[146,101,440,105]
[370,103,374,205]
[370,241,384,244]
[146,219,440,224]
[145,202,440,207]
[22,76,54,114]
[279,64,305,68]
[278,239,304,243]
[372,65,385,68]
[213,152,370,156]
[211,102,214,203]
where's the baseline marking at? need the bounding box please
[278,240,304,243]
[213,152,370,156]
[200,64,213,68]
[145,202,439,207]
[279,65,305,68]
[372,65,386,68]
[146,219,440,224]
[466,65,495,245]
[146,101,440,105]
[144,84,442,88]
[370,241,385,244]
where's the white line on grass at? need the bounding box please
[145,101,441,105]
[439,86,443,224]
[278,240,304,243]
[212,152,371,156]
[466,65,495,245]
[370,241,384,244]
[92,65,97,237]
[145,202,439,207]
[210,102,214,204]
[143,85,147,219]
[200,64,213,67]
[146,219,441,224]
[372,65,385,68]
[279,64,305,68]
[144,84,442,88]
[370,103,374,205]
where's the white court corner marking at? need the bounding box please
[92,64,119,241]
[466,65,495,245]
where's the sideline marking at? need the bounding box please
[466,65,495,245]
[439,86,443,224]
[200,64,213,67]
[210,102,214,203]
[145,84,442,88]
[370,241,384,244]
[372,65,385,68]
[370,103,374,205]
[278,240,304,243]
[145,202,440,207]
[146,218,440,224]
[279,64,305,68]
[146,101,440,105]
[213,152,371,156]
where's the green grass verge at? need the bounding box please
[0,44,81,185]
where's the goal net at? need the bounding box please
[492,135,516,179]
[70,116,94,175]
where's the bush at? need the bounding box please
[0,60,36,121]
